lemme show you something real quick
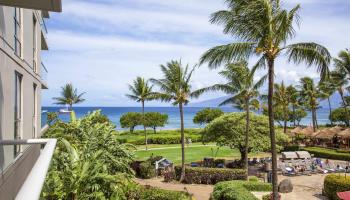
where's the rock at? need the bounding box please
[278,179,293,193]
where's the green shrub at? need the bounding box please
[139,162,156,179]
[212,180,272,200]
[132,135,202,145]
[174,166,247,184]
[283,145,300,151]
[248,176,259,182]
[324,174,350,200]
[139,187,190,200]
[304,147,350,161]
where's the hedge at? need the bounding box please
[131,135,202,145]
[138,187,190,200]
[126,185,190,200]
[212,180,272,200]
[324,174,350,200]
[303,147,350,161]
[174,166,247,184]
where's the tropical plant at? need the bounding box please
[330,108,350,126]
[126,77,154,150]
[193,108,224,125]
[41,111,136,199]
[318,78,337,125]
[289,109,307,126]
[150,60,199,182]
[199,1,331,197]
[299,77,322,131]
[273,82,292,133]
[120,112,143,133]
[47,112,58,126]
[334,49,350,79]
[194,61,264,177]
[52,83,85,110]
[286,85,301,127]
[202,113,289,166]
[143,112,168,134]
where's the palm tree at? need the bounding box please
[299,77,321,131]
[199,1,331,197]
[126,77,154,150]
[194,60,264,179]
[53,83,85,110]
[273,82,291,133]
[286,85,300,127]
[334,49,350,78]
[150,60,198,182]
[318,79,337,125]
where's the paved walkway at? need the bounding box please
[134,178,214,200]
[135,174,329,200]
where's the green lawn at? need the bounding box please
[135,144,270,164]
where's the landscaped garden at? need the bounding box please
[42,0,350,199]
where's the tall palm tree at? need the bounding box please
[273,82,290,133]
[151,60,198,182]
[318,79,337,125]
[126,77,154,150]
[299,77,321,131]
[53,83,85,111]
[199,1,331,197]
[194,60,264,179]
[286,85,300,127]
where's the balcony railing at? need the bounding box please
[0,138,57,200]
[40,62,48,87]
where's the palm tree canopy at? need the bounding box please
[298,77,321,109]
[194,61,265,110]
[126,77,154,103]
[334,49,350,76]
[200,0,331,79]
[53,83,85,107]
[151,60,196,106]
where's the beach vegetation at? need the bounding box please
[199,0,331,197]
[193,108,224,125]
[52,83,85,111]
[126,77,155,150]
[151,60,201,182]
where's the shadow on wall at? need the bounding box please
[0,73,4,171]
[0,7,5,35]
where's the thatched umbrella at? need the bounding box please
[337,128,350,139]
[328,126,344,135]
[337,129,350,149]
[287,126,303,137]
[315,129,337,140]
[300,126,314,137]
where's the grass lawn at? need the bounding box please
[135,144,270,164]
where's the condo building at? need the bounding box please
[0,0,61,199]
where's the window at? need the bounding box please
[14,7,22,57]
[14,72,23,157]
[33,15,37,72]
[32,84,37,138]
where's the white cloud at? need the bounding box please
[43,0,350,106]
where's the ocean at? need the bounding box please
[41,106,332,131]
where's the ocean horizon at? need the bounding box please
[41,106,333,131]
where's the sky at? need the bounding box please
[42,0,350,107]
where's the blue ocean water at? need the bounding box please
[41,107,332,131]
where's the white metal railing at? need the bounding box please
[0,138,57,200]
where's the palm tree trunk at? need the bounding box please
[142,101,148,150]
[328,97,333,126]
[244,100,250,180]
[179,102,186,182]
[312,108,317,132]
[292,105,296,127]
[268,59,278,200]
